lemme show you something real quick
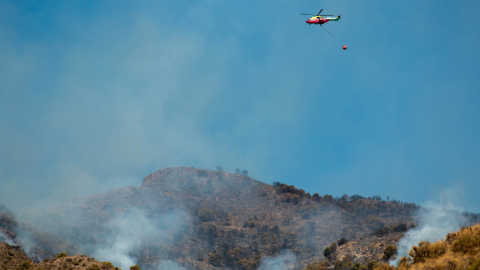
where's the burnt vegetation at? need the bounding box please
[1,167,479,270]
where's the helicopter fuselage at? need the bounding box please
[306,16,340,25]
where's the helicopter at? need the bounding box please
[301,9,346,50]
[301,9,341,25]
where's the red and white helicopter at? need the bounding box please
[301,9,346,50]
[301,9,341,25]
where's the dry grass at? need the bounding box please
[384,224,480,270]
[34,254,121,270]
[0,245,122,270]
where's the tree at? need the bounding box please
[323,242,337,259]
[367,260,379,270]
[323,195,335,203]
[383,245,397,261]
[241,170,249,176]
[337,238,348,246]
[208,252,223,267]
[216,166,223,171]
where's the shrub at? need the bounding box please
[372,264,395,270]
[102,262,114,269]
[374,226,390,237]
[323,242,337,258]
[88,265,100,270]
[408,241,446,263]
[352,262,367,270]
[306,261,328,270]
[337,238,349,246]
[15,261,32,270]
[383,245,397,261]
[55,252,68,259]
[398,257,411,268]
[198,208,215,222]
[130,266,140,270]
[366,260,379,270]
[468,258,480,270]
[208,252,223,267]
[451,235,480,254]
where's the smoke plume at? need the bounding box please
[156,260,186,270]
[390,201,466,266]
[0,230,15,245]
[258,250,297,270]
[92,208,191,270]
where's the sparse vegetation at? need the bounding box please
[324,242,338,259]
[3,168,479,270]
[383,245,397,261]
[198,208,215,222]
[55,252,68,259]
[451,234,480,254]
[337,238,349,246]
[14,261,32,270]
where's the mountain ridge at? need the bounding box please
[1,167,427,269]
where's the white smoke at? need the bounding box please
[94,210,154,269]
[156,260,186,270]
[390,201,465,266]
[258,250,297,270]
[0,230,15,245]
[93,208,191,270]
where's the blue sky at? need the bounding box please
[1,0,479,214]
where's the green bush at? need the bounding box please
[366,260,379,270]
[468,258,480,270]
[408,241,446,263]
[323,242,337,258]
[102,262,114,269]
[352,262,367,270]
[55,252,68,259]
[14,261,32,270]
[451,235,480,254]
[337,238,349,246]
[382,245,397,261]
[207,252,223,267]
[88,265,100,270]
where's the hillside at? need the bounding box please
[359,224,480,270]
[0,167,426,269]
[0,243,125,270]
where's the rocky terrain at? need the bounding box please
[1,167,477,270]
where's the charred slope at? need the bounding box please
[3,167,420,270]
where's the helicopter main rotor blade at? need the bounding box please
[316,9,323,16]
[300,13,315,15]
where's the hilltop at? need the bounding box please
[0,167,449,269]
